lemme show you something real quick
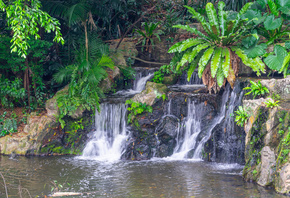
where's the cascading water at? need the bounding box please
[168,84,231,160]
[178,71,203,85]
[170,100,203,159]
[82,69,154,161]
[193,84,231,159]
[82,103,128,161]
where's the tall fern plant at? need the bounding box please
[53,44,114,128]
[168,1,266,93]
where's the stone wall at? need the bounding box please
[242,78,290,194]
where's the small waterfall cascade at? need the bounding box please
[169,84,231,160]
[193,84,231,159]
[133,73,154,92]
[82,103,128,161]
[170,100,203,159]
[210,82,245,163]
[82,68,155,161]
[178,71,203,85]
[133,68,157,91]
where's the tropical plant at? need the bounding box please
[242,0,290,75]
[244,80,269,99]
[0,77,26,108]
[0,112,18,137]
[125,99,153,126]
[0,0,64,58]
[136,22,163,53]
[243,0,290,45]
[168,1,266,93]
[53,42,115,128]
[265,98,280,108]
[235,106,250,127]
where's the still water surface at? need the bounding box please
[0,156,287,198]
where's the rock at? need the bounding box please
[163,74,178,85]
[257,146,276,186]
[276,163,290,194]
[260,78,290,101]
[239,62,255,76]
[99,66,121,93]
[156,115,179,140]
[110,41,138,58]
[132,82,168,106]
[243,98,268,145]
[0,114,58,155]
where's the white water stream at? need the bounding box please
[82,71,154,161]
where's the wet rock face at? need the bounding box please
[258,146,276,186]
[242,79,290,194]
[122,92,219,160]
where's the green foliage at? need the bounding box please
[243,80,269,99]
[0,77,26,108]
[54,42,115,128]
[235,106,250,127]
[136,22,163,52]
[125,99,153,125]
[168,1,265,92]
[0,112,18,137]
[1,0,64,58]
[152,64,175,83]
[264,45,288,71]
[265,98,280,108]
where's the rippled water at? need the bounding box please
[0,156,287,198]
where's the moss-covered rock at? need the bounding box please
[242,90,290,194]
[132,81,168,106]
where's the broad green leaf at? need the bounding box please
[257,0,267,8]
[222,48,230,78]
[0,0,5,10]
[242,10,265,25]
[286,41,290,50]
[264,14,282,30]
[198,47,215,78]
[278,5,290,15]
[179,38,205,52]
[244,43,267,58]
[279,52,290,77]
[168,41,183,53]
[253,57,266,74]
[218,1,227,36]
[173,24,210,40]
[211,47,222,78]
[188,43,211,63]
[231,46,262,75]
[206,3,220,36]
[267,0,279,16]
[184,5,213,37]
[176,50,192,70]
[264,45,288,70]
[238,2,254,16]
[187,52,202,82]
[216,65,224,87]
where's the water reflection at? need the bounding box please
[0,156,287,198]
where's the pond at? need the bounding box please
[0,156,287,198]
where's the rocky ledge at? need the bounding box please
[242,77,290,194]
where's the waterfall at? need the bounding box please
[169,84,231,160]
[193,84,231,159]
[178,71,203,85]
[133,73,154,92]
[170,100,203,159]
[82,69,154,161]
[82,103,128,161]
